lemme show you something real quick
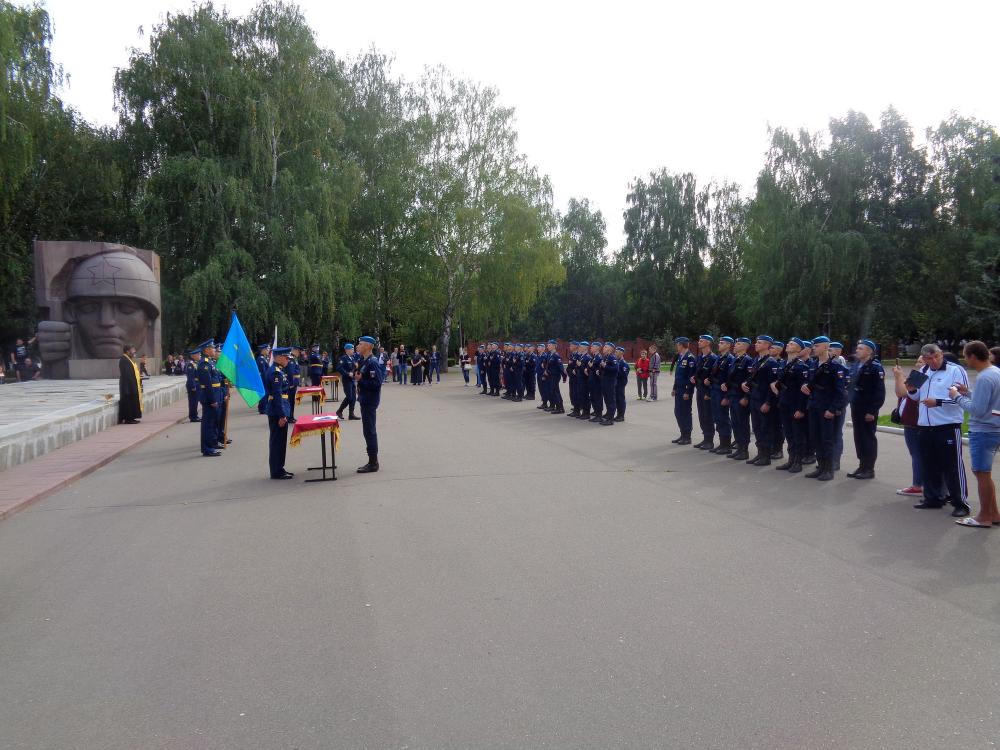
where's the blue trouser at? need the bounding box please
[338,378,356,415]
[474,364,480,386]
[310,372,322,387]
[257,383,267,414]
[550,377,563,407]
[188,389,200,420]
[216,401,226,444]
[590,377,602,415]
[729,398,750,447]
[525,371,535,398]
[674,391,693,437]
[398,363,408,384]
[360,401,378,454]
[780,404,807,458]
[288,388,297,418]
[904,426,924,487]
[769,408,783,452]
[696,387,714,440]
[833,411,846,463]
[268,415,288,477]
[750,400,771,451]
[200,398,218,454]
[602,378,616,418]
[710,389,731,438]
[851,404,878,468]
[615,380,627,418]
[462,367,470,384]
[429,363,440,382]
[808,407,837,461]
[514,369,523,397]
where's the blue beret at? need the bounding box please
[616,346,625,352]
[736,337,751,344]
[569,340,578,345]
[547,339,557,344]
[579,340,590,347]
[606,342,616,349]
[859,339,877,351]
[272,346,292,356]
[198,339,215,350]
[801,339,813,347]
[290,343,303,350]
[812,335,830,344]
[344,343,354,350]
[756,335,773,343]
[478,344,485,349]
[186,348,200,355]
[359,335,377,345]
[790,337,805,348]
[720,336,734,344]
[258,343,270,350]
[771,340,785,348]
[699,334,715,342]
[830,341,843,349]
[674,336,690,344]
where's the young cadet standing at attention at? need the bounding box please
[724,337,753,460]
[185,347,201,423]
[587,341,603,422]
[576,341,592,419]
[743,335,779,466]
[614,345,629,422]
[355,335,382,474]
[286,344,303,419]
[565,341,580,416]
[524,342,538,402]
[544,339,565,414]
[671,337,696,444]
[336,342,360,421]
[802,336,849,481]
[256,343,270,414]
[847,339,885,480]
[308,343,324,386]
[774,338,810,473]
[693,335,718,450]
[196,339,222,457]
[599,341,618,425]
[710,336,735,453]
[265,346,294,480]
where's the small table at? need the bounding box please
[295,386,326,414]
[289,413,340,482]
[321,374,340,402]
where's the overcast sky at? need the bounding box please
[38,0,1000,251]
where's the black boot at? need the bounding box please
[697,439,714,450]
[787,456,803,473]
[752,453,771,466]
[348,409,361,421]
[817,460,834,481]
[846,466,864,478]
[336,407,345,419]
[730,445,749,461]
[357,452,379,473]
[775,453,794,470]
[712,436,732,454]
[853,465,875,479]
[801,453,817,465]
[805,460,824,479]
[676,435,692,445]
[770,449,784,460]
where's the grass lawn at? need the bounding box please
[877,411,969,435]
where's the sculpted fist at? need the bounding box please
[37,320,72,362]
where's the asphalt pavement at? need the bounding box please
[1,375,998,749]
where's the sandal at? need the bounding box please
[955,517,993,529]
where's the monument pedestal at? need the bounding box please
[67,358,161,379]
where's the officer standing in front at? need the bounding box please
[355,335,382,473]
[847,339,885,479]
[196,339,222,457]
[265,346,294,479]
[185,348,201,422]
[336,342,360,420]
[671,336,696,444]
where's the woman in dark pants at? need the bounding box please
[410,351,423,384]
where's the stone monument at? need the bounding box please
[34,241,162,379]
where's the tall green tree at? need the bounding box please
[412,66,562,354]
[115,1,358,350]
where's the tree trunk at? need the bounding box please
[858,300,876,341]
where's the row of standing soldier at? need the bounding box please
[671,334,886,480]
[474,340,631,426]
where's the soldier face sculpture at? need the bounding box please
[63,252,160,359]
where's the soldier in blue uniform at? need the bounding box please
[336,342,361,420]
[308,343,324,386]
[800,335,830,467]
[286,345,303,419]
[802,337,849,481]
[693,335,718,449]
[489,342,502,397]
[565,342,580,415]
[614,345,629,422]
[265,347,294,479]
[536,343,550,409]
[256,344,270,414]
[767,340,786,460]
[185,348,201,422]
[355,335,382,473]
[598,341,618,425]
[544,340,565,414]
[742,335,779,465]
[476,344,487,393]
[524,344,537,401]
[575,341,591,419]
[709,336,735,453]
[196,339,222,457]
[216,367,231,448]
[847,339,885,479]
[724,337,753,459]
[773,338,810,472]
[829,341,848,470]
[587,341,603,422]
[671,337,696,444]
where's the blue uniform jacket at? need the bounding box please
[185,360,198,393]
[747,355,779,406]
[777,358,810,411]
[601,353,618,381]
[336,353,357,380]
[807,359,849,412]
[197,358,222,405]
[308,352,324,377]
[265,364,291,418]
[617,357,630,384]
[710,352,734,396]
[851,359,886,414]
[674,352,696,396]
[357,355,382,406]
